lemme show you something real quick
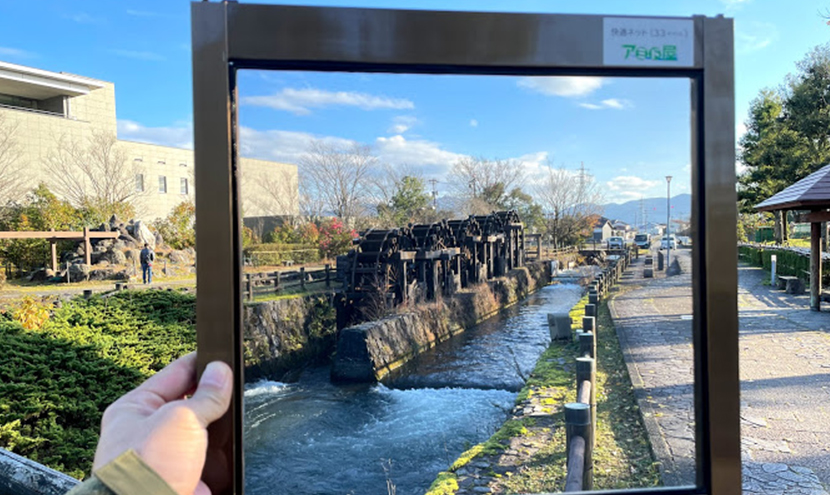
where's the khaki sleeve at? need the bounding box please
[65,450,178,495]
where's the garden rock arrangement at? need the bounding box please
[24,215,195,283]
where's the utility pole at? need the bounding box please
[666,176,672,270]
[428,178,438,209]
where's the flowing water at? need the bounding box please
[244,283,582,495]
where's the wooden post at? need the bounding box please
[564,403,593,491]
[812,221,822,311]
[577,356,597,448]
[300,267,306,291]
[579,331,594,358]
[83,227,91,266]
[274,271,281,293]
[246,273,252,302]
[50,229,57,272]
[325,264,331,288]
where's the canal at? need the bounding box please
[243,283,582,495]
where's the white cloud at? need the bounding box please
[605,175,662,202]
[375,135,465,176]
[109,49,166,62]
[470,119,479,127]
[736,21,778,54]
[240,127,355,164]
[387,115,418,134]
[736,122,748,141]
[579,98,632,110]
[117,120,193,149]
[517,77,605,97]
[0,46,35,59]
[242,88,414,115]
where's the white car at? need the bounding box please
[661,236,677,249]
[607,236,624,249]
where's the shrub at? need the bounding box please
[244,243,320,265]
[318,218,356,259]
[152,200,195,250]
[0,290,196,478]
[739,245,830,285]
[12,297,51,330]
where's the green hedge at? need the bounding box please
[244,243,321,265]
[738,245,830,285]
[0,291,196,479]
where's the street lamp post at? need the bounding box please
[666,176,672,270]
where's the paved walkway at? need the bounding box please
[610,249,830,494]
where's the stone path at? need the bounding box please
[610,248,830,494]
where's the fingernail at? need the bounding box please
[201,361,231,389]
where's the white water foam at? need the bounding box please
[244,380,288,398]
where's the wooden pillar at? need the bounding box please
[83,227,91,266]
[50,233,57,273]
[811,221,822,311]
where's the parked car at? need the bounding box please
[661,235,677,249]
[607,236,624,249]
[634,233,650,249]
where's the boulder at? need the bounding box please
[97,222,109,232]
[103,249,127,266]
[89,268,113,281]
[168,250,190,264]
[124,249,139,262]
[112,240,126,250]
[28,268,53,282]
[69,263,91,281]
[119,233,139,248]
[133,221,155,249]
[109,214,120,230]
[184,247,196,257]
[154,231,164,248]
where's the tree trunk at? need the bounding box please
[773,211,783,244]
[782,212,789,243]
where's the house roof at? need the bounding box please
[756,164,830,212]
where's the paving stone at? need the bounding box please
[610,252,830,494]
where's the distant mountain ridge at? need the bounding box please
[600,194,691,226]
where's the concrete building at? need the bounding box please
[0,60,297,220]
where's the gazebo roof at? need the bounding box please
[756,164,830,212]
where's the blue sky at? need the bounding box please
[0,0,828,204]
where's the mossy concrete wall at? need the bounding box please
[243,294,337,381]
[331,261,551,382]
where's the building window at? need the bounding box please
[158,176,167,194]
[135,174,144,192]
[180,177,189,195]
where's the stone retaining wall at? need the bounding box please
[243,293,337,381]
[331,261,551,382]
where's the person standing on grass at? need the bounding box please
[140,243,155,284]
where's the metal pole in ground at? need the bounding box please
[666,175,672,270]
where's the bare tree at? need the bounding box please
[298,139,378,226]
[0,113,28,206]
[45,131,146,217]
[447,156,525,214]
[534,163,604,248]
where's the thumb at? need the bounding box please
[187,361,233,426]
